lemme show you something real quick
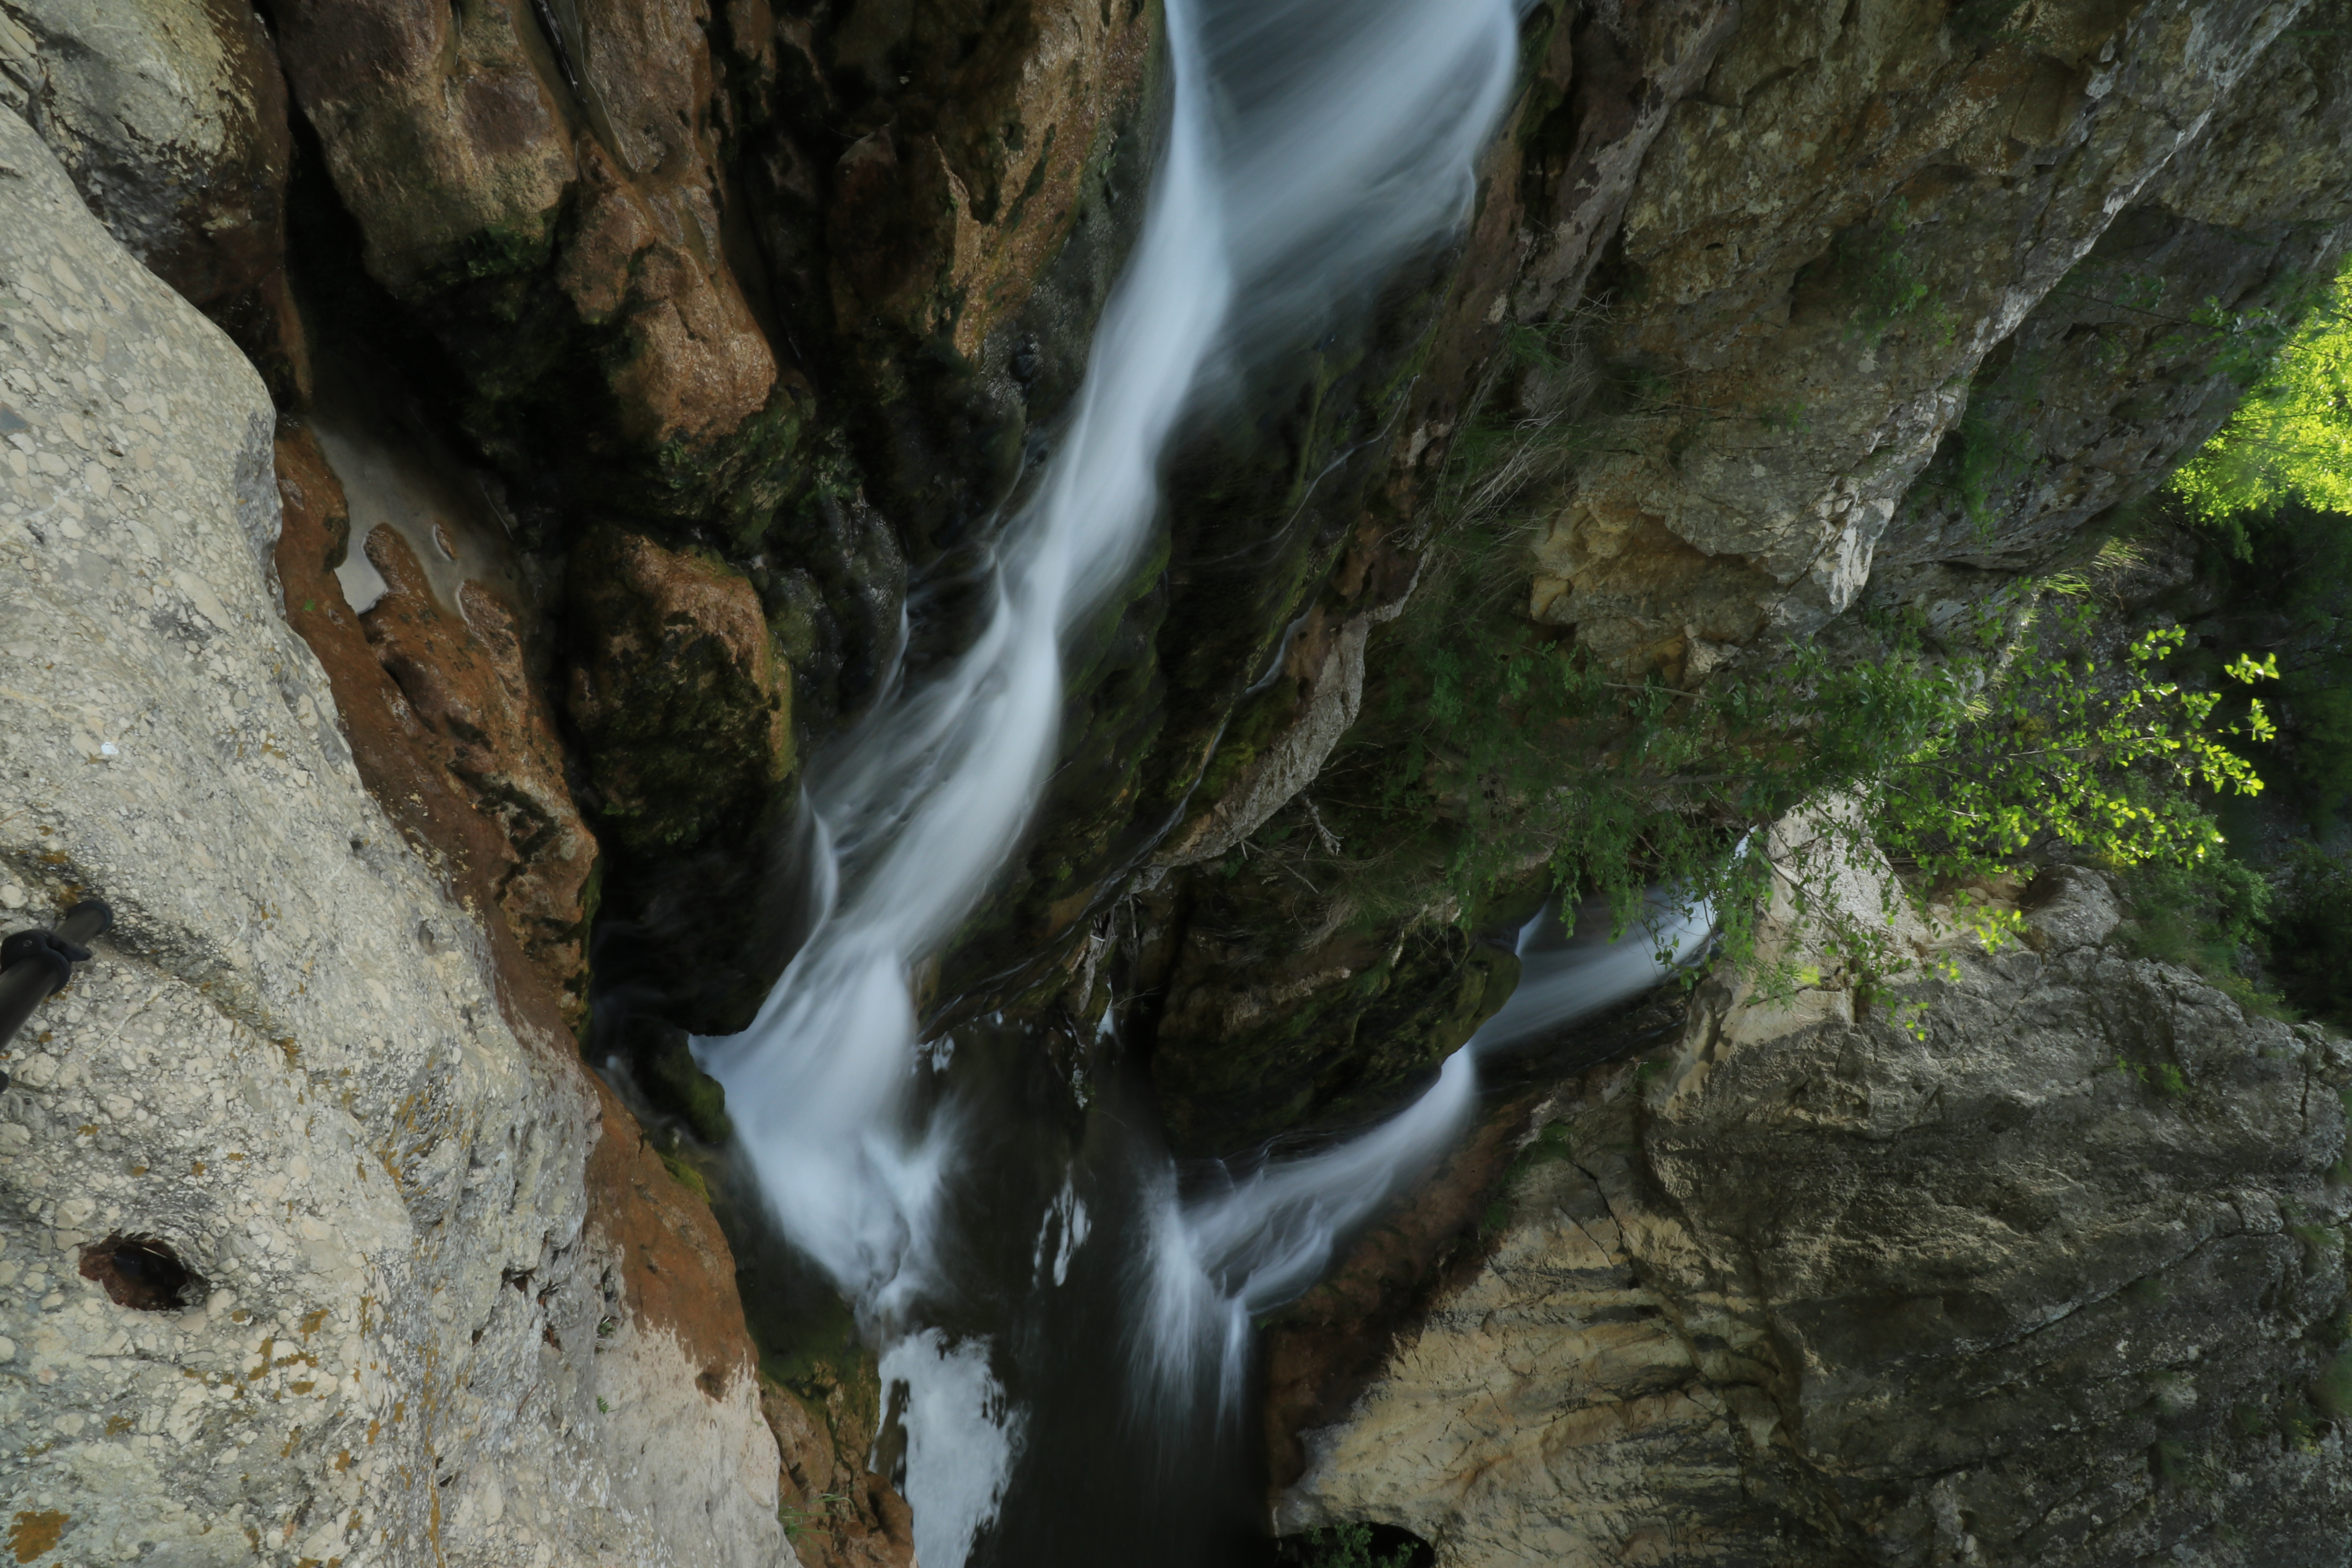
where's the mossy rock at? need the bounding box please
[568,525,795,856]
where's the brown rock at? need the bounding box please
[583,1071,763,1388]
[270,0,575,292]
[567,139,781,447]
[821,0,1154,361]
[359,525,600,1020]
[760,1376,917,1568]
[273,421,599,1027]
[274,0,784,468]
[567,525,793,855]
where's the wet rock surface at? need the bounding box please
[568,525,793,857]
[0,105,784,1566]
[275,421,601,1031]
[1272,869,2352,1566]
[14,0,2352,1554]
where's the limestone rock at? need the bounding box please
[0,0,305,397]
[1511,0,2322,673]
[1273,868,2352,1565]
[1866,16,2352,607]
[0,104,786,1566]
[568,525,793,855]
[273,423,601,1030]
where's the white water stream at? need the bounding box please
[699,3,1543,1560]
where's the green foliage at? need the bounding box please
[2110,1055,2190,1098]
[1278,1523,1419,1568]
[2180,499,2352,828]
[2170,263,2352,536]
[2113,855,2287,1019]
[1301,478,2275,1012]
[2270,844,2352,1027]
[2319,1352,2352,1420]
[778,1493,845,1543]
[1949,397,2040,542]
[1834,200,1955,347]
[1875,621,2272,876]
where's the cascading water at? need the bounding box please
[695,2,1599,1561]
[1133,893,1714,1422]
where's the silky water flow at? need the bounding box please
[691,3,1699,1562]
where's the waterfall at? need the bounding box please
[1132,894,1713,1417]
[701,2,1521,1561]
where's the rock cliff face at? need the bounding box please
[0,108,783,1564]
[1122,0,2352,1160]
[1271,869,2352,1567]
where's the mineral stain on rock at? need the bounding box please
[5,1511,65,1565]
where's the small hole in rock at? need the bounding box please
[696,1366,726,1400]
[78,1233,203,1310]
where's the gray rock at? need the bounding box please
[1278,871,2352,1566]
[2027,864,2125,952]
[0,106,787,1568]
[0,0,290,309]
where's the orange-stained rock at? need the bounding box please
[581,1071,763,1386]
[273,423,599,1027]
[760,1377,918,1568]
[568,525,793,854]
[359,527,601,1018]
[277,420,771,1502]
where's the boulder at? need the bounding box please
[0,0,305,399]
[568,525,793,855]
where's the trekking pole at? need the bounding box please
[0,900,113,1078]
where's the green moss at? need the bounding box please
[438,216,559,285]
[570,528,793,855]
[644,1033,734,1147]
[656,1144,711,1203]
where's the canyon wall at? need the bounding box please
[0,106,783,1567]
[4,0,2352,1560]
[1269,870,2352,1567]
[1116,0,2352,1160]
